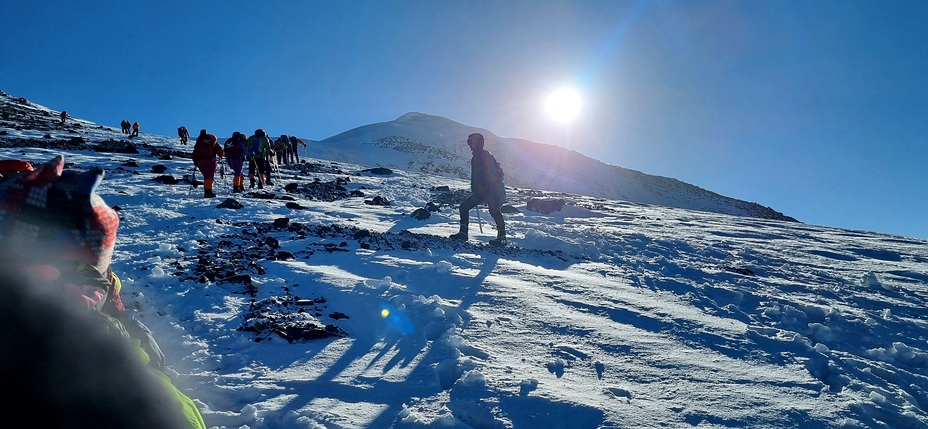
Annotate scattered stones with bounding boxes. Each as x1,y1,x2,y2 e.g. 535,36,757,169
363,167,393,175
527,198,567,214
365,196,391,206
410,208,431,220
217,198,244,209
152,175,179,184
238,296,348,343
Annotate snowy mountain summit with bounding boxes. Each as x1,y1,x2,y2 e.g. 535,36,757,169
2,89,928,429
312,112,796,221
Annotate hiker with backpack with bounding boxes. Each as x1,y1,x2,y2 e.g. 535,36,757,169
60,110,69,124
450,133,507,246
0,155,206,428
289,136,307,164
224,131,248,193
178,126,190,145
246,129,274,188
121,119,130,134
131,121,140,137
192,131,224,198
274,135,289,166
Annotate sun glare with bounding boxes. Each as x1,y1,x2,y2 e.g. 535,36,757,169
545,87,582,123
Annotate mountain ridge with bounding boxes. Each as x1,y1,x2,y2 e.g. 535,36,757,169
313,111,797,222
0,89,795,222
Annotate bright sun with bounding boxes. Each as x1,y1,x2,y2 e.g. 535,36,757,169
545,87,583,123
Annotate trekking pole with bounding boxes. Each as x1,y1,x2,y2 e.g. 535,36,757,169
189,165,199,195
476,206,484,233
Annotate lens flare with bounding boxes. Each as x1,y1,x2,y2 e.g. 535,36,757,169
545,87,582,123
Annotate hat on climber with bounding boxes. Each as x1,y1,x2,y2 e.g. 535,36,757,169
0,155,119,273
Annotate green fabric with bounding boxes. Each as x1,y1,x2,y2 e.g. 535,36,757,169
150,369,207,429
102,312,207,428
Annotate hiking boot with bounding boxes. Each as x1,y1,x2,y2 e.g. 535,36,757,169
257,183,263,189
204,190,216,198
265,180,274,186
449,232,468,241
488,237,507,247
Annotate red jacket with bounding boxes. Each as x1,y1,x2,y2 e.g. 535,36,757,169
192,134,224,161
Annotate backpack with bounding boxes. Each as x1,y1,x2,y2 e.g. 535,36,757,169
483,152,504,182
224,139,244,159
493,157,504,181
192,139,214,160
248,135,271,158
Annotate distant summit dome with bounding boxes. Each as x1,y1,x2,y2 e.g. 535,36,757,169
396,112,433,122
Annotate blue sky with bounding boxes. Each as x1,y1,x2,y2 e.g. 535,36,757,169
2,1,926,239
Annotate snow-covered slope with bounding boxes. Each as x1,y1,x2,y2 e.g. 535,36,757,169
312,112,796,221
3,90,927,429
0,90,791,221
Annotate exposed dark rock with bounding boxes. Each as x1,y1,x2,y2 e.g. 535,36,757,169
365,196,391,206
363,167,393,175
238,296,348,343
152,175,179,185
264,236,280,249
410,208,431,220
94,140,138,154
527,198,567,214
217,198,244,209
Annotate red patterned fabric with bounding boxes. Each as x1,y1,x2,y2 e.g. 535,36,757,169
0,155,119,273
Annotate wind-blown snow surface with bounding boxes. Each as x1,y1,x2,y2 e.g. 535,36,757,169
3,111,928,428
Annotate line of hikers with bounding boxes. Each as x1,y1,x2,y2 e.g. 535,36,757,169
189,130,507,245
190,128,307,198
120,119,140,137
